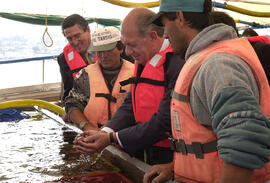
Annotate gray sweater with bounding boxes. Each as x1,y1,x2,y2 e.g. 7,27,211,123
188,23,270,169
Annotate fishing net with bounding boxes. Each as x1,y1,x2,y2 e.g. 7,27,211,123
0,108,29,122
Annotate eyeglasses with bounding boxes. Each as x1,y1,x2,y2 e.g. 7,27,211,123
66,32,83,43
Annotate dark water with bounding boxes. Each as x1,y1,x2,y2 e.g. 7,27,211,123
0,109,127,183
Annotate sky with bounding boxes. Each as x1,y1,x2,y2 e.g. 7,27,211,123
0,0,158,36
0,0,158,19
0,0,269,21
0,0,157,45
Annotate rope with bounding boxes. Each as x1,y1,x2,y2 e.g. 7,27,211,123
42,14,53,47
214,2,270,17
235,19,270,28
224,0,270,6
101,0,270,17
225,2,270,17
102,0,160,8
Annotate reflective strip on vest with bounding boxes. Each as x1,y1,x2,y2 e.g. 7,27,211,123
63,44,87,80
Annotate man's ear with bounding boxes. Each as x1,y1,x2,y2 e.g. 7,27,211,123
86,25,90,33
176,10,185,26
120,48,123,54
149,30,158,41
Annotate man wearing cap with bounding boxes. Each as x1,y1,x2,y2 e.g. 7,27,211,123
144,0,270,183
64,26,134,131
74,8,185,165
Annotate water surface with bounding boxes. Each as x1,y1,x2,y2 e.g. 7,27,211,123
0,109,119,182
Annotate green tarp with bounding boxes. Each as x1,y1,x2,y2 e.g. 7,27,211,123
0,12,121,26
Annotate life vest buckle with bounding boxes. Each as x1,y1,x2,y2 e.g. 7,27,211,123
178,139,187,155
119,86,126,93
192,142,204,159
169,138,218,159
168,137,176,151
169,138,187,155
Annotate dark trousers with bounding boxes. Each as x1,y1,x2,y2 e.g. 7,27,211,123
134,146,173,165
145,146,173,165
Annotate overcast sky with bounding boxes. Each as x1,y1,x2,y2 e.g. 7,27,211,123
0,0,268,19
0,0,158,19
0,0,269,34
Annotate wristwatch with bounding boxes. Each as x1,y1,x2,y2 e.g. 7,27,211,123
78,121,87,130
109,132,118,145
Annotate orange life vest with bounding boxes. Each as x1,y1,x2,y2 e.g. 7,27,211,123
84,60,134,128
63,44,88,80
171,38,270,183
120,46,173,148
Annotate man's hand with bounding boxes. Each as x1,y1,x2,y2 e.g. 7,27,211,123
73,130,111,154
62,113,71,122
143,162,173,183
83,123,98,131
219,162,252,183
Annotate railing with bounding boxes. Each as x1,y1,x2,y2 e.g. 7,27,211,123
0,55,62,102
0,55,58,84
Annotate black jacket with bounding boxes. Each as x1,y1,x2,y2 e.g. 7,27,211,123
105,52,185,155
251,41,270,85
57,52,89,102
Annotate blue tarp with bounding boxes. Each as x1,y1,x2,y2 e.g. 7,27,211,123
0,108,29,122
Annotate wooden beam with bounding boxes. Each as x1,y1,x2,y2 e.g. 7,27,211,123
0,82,62,103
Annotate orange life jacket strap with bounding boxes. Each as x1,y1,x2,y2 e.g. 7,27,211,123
169,137,217,159
120,76,165,94
95,93,117,120
95,93,117,103
120,77,165,86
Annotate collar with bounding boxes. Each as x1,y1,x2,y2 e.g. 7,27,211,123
159,39,170,52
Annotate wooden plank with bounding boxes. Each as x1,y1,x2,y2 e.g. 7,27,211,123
0,82,62,102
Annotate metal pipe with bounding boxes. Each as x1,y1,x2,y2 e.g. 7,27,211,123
0,55,57,64
42,59,45,84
